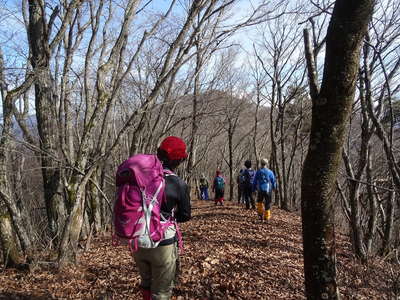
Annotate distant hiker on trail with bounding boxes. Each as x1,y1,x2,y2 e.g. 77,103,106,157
199,175,209,200
113,136,191,300
212,170,225,206
236,169,245,204
242,160,256,209
253,158,276,222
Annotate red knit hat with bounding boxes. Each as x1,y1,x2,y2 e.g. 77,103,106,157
159,136,188,160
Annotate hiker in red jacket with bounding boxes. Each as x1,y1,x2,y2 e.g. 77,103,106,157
212,170,225,206
134,136,191,300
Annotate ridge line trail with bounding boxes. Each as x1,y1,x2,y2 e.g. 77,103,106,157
176,200,305,299
0,200,387,299
0,200,307,300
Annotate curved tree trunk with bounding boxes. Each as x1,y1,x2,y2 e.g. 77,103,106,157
0,212,23,268
58,174,89,265
301,0,374,298
0,47,34,267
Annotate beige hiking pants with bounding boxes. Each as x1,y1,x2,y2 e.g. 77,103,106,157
133,243,178,300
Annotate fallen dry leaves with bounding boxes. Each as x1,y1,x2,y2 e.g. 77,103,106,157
0,200,395,299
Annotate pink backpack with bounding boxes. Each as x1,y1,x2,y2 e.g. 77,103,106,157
113,154,177,251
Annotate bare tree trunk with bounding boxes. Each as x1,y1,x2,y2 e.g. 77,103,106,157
0,71,24,268
58,177,86,265
58,0,142,265
342,149,367,259
28,0,69,239
361,29,400,255
365,148,377,255
186,41,202,191
381,189,395,255
228,123,234,201
0,212,23,268
0,47,34,267
99,166,109,232
253,85,261,165
277,83,289,210
87,170,102,234
269,83,280,207
301,1,374,298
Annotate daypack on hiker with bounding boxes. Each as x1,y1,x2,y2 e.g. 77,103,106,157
244,169,255,188
238,172,246,186
113,154,177,251
257,171,270,193
200,178,208,188
215,176,225,190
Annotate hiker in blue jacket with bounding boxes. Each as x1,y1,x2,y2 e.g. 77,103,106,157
253,158,276,221
242,160,256,209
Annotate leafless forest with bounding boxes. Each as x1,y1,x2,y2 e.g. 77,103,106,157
0,0,399,299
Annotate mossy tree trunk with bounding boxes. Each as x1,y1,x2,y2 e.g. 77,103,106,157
0,212,23,268
0,46,35,267
58,173,89,265
301,0,374,299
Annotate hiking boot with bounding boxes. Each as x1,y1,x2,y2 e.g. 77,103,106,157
256,202,264,216
264,209,271,221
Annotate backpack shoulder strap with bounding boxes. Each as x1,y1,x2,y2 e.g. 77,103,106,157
164,169,176,177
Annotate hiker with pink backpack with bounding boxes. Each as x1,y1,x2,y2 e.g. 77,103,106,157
113,136,191,300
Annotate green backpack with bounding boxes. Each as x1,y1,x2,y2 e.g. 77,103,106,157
215,176,224,190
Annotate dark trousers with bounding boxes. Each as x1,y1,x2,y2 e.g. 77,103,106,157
243,187,255,209
257,190,272,210
214,188,224,205
237,186,242,203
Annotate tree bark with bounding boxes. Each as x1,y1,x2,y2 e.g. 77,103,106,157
342,149,367,259
301,0,374,299
365,148,377,255
0,47,34,267
381,189,395,255
87,169,103,234
28,0,66,238
277,82,289,210
0,212,23,268
58,177,87,265
186,40,202,191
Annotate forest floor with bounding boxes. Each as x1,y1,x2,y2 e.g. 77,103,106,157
0,200,397,299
